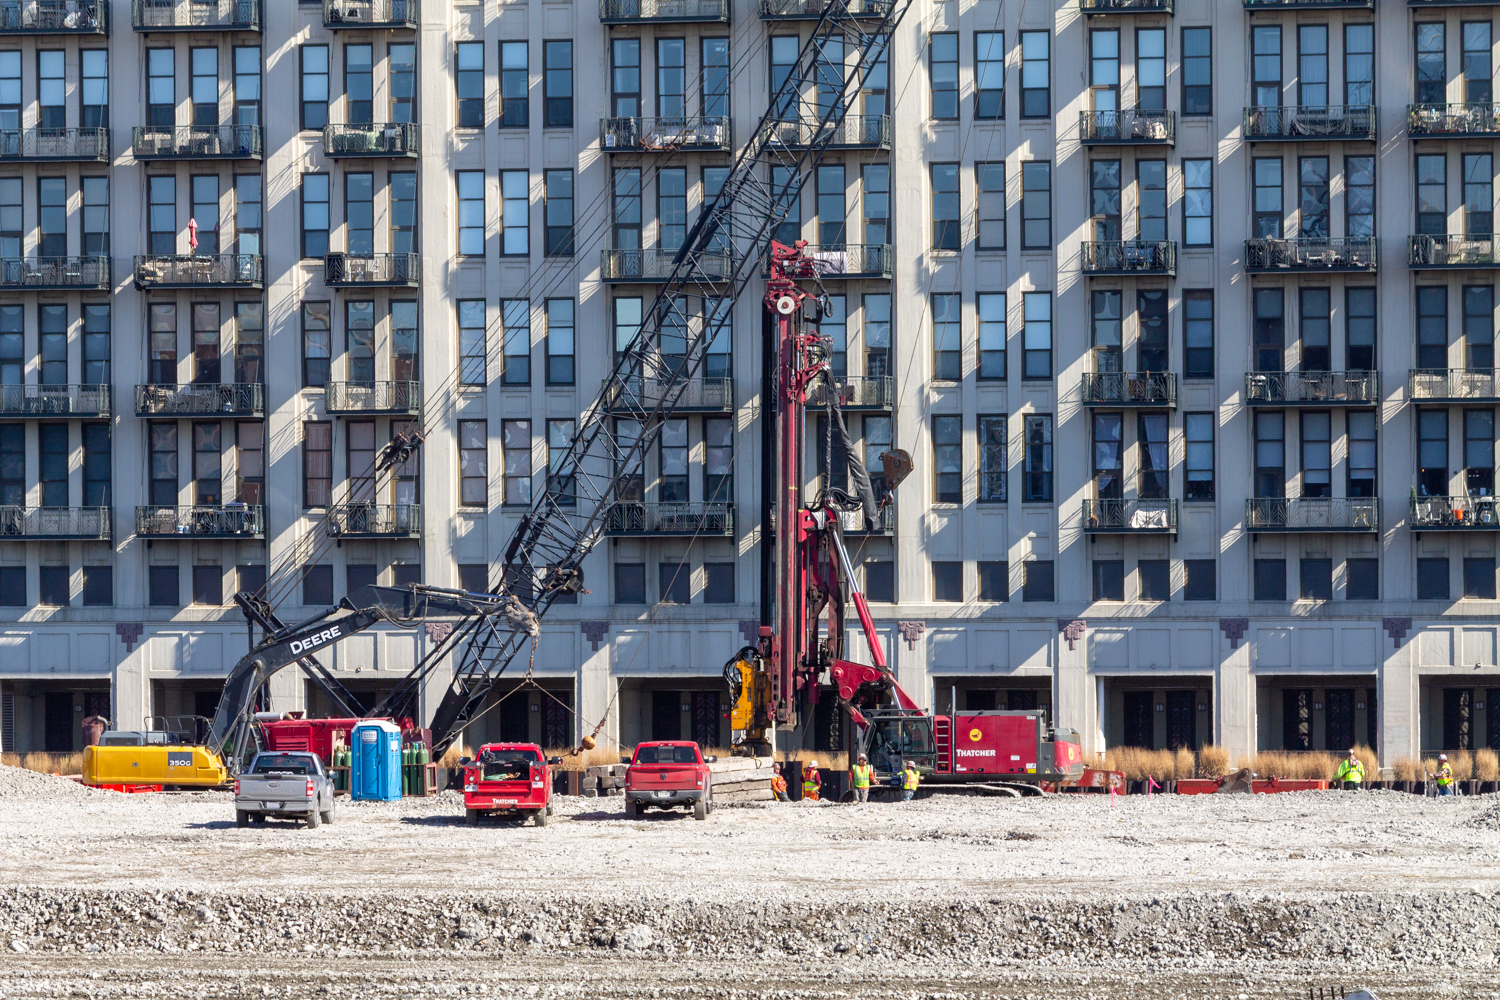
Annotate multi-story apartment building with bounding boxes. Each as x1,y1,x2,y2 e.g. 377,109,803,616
2,0,1498,766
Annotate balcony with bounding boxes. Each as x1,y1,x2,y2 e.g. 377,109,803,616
1408,0,1498,5
839,504,894,534
1083,498,1178,534
132,0,260,31
0,2,107,33
1245,497,1378,532
1245,371,1379,406
323,0,418,28
1244,0,1372,8
763,243,892,280
324,252,419,288
325,381,422,415
1409,369,1500,401
601,116,731,154
1408,103,1500,138
1409,235,1500,269
134,383,264,417
809,374,894,411
135,504,264,539
322,123,419,159
1244,237,1377,273
0,506,110,541
598,0,728,23
0,255,110,290
1411,495,1500,531
1080,372,1177,407
601,248,735,283
0,384,110,417
1081,0,1173,10
0,127,108,162
1080,240,1176,276
603,376,733,413
759,0,892,18
134,254,262,289
604,501,735,536
760,115,891,150
326,503,421,538
132,124,261,160
1079,110,1175,145
1242,105,1376,142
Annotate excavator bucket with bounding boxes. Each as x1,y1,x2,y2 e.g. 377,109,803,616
880,449,914,493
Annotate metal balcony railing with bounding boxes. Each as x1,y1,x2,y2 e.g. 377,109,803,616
1409,235,1500,268
134,254,263,288
604,501,735,536
135,383,264,416
1083,498,1178,533
0,127,108,161
0,255,110,290
325,381,422,414
1080,240,1177,275
598,0,729,21
838,504,894,534
135,504,264,538
1244,0,1372,9
324,252,419,287
1242,105,1376,141
759,0,892,17
1244,371,1379,405
1409,369,1500,400
809,375,895,411
601,116,731,153
1079,110,1175,144
0,506,110,540
1081,372,1177,407
1408,103,1500,137
326,503,422,537
1244,237,1377,272
0,383,110,417
603,376,733,413
323,0,418,28
762,243,892,280
133,125,261,159
601,248,735,282
0,1,107,33
760,115,892,149
322,122,419,157
1411,495,1500,530
132,0,260,30
1080,0,1174,10
1246,497,1378,532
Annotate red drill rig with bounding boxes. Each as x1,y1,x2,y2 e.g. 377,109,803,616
725,241,1086,795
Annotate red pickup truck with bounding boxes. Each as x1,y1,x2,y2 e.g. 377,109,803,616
623,741,717,820
461,743,558,827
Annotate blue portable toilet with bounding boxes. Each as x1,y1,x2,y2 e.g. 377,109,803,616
350,720,403,801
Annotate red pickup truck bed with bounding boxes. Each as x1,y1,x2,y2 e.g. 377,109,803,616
624,741,715,820
463,743,553,827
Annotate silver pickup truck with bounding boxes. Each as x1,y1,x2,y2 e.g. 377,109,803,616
234,751,335,829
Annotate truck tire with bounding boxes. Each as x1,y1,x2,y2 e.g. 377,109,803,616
235,810,248,829
533,807,549,827
320,804,335,825
465,809,479,827
546,800,554,816
624,799,639,819
306,808,321,830
694,797,708,821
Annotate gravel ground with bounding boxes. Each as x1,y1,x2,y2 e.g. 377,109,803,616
3,766,1498,998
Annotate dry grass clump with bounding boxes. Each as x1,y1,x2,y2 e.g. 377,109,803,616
1104,745,1233,780
0,752,83,775
1392,757,1420,782
1243,751,1338,780
780,749,849,771
436,745,470,770
1476,749,1500,782
1197,744,1231,778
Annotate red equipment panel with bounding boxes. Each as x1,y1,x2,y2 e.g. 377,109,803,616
949,713,1038,775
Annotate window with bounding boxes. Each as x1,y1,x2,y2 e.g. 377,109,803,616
1300,287,1331,371
1182,411,1214,501
192,565,222,606
975,32,1003,119
657,38,685,118
609,562,645,605
0,567,21,606
931,163,959,250
705,415,732,502
458,419,488,507
930,33,957,120
770,165,799,246
0,307,16,387
1022,561,1054,602
344,300,373,385
81,48,107,128
147,48,173,127
344,173,372,253
1023,414,1052,502
236,421,263,505
1465,286,1493,369
1137,560,1169,602
1347,287,1376,369
1181,27,1211,115
1091,28,1120,114
390,43,415,122
826,294,847,376
1301,558,1332,601
189,175,219,255
38,424,64,505
547,418,576,505
973,162,1005,250
1255,411,1286,499
346,419,374,505
1138,289,1167,372
932,294,960,380
1419,558,1450,600
815,165,845,245
500,170,530,255
1020,31,1049,118
149,303,176,385
1254,559,1286,601
500,41,528,128
82,175,108,256
81,566,111,607
978,561,1007,602
1298,26,1327,108
932,415,961,503
500,299,529,385
148,176,175,255
1466,154,1493,236
1253,158,1282,238
501,419,530,505
1346,558,1378,601
813,35,843,117
233,45,259,126
932,562,962,602
977,292,1005,380
38,305,64,385
1467,557,1497,599
148,422,178,505
863,293,891,377
302,565,333,607
659,167,687,250
1417,154,1446,235
192,302,221,384
1346,156,1374,237
1348,410,1377,498
1181,158,1211,246
301,45,328,130
1093,560,1124,602
613,167,641,249
1184,559,1215,601
863,415,891,499
1345,24,1373,106
1022,292,1051,380
33,177,64,257
769,35,797,115
302,301,330,387
1177,290,1213,380
457,171,484,256
1418,286,1448,369
235,174,261,256
1417,23,1446,106
702,37,729,118
1419,409,1449,496
1467,409,1495,496
1252,26,1280,108
613,38,641,117
149,566,179,608
855,165,889,249
1136,28,1166,110
544,170,573,256
544,298,574,385
659,418,688,501
1254,288,1284,372
978,414,1006,502
302,421,331,506
1465,22,1492,104
456,42,484,127
343,44,371,125
83,422,109,506
301,174,329,258
1021,162,1051,249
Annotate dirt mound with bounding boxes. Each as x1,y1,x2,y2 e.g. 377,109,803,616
0,764,93,800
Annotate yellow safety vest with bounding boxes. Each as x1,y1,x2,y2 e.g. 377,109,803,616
1335,759,1364,783
1437,764,1454,786
902,768,920,791
802,771,820,793
851,764,874,789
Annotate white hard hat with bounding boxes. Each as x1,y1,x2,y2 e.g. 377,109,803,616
808,760,818,767
1439,753,1448,761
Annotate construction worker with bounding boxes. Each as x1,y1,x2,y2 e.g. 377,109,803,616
1334,749,1365,788
900,760,921,802
802,760,822,802
850,753,874,803
770,764,789,803
1435,753,1455,796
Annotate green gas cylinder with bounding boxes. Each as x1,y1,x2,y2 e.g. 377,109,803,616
401,744,412,796
417,742,429,795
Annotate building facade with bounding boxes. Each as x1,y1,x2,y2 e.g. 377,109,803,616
0,0,1496,765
